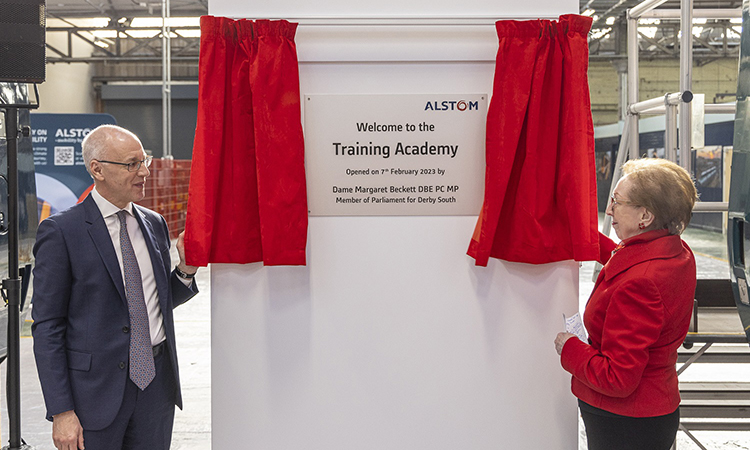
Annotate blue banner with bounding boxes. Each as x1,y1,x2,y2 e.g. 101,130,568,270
30,113,116,220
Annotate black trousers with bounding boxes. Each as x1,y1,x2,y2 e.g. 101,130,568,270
579,400,680,450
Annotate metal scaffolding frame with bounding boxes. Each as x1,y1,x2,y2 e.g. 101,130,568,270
589,10,742,60
45,24,199,63
601,0,736,243
601,4,744,447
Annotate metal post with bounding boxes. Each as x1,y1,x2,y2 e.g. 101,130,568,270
0,84,38,450
600,115,632,240
666,102,678,161
594,115,632,281
679,0,693,172
5,107,20,449
161,0,172,159
619,70,628,121
3,107,22,450
627,14,640,159
610,60,629,121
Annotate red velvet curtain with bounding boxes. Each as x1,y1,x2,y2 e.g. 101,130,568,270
468,14,599,266
185,16,308,266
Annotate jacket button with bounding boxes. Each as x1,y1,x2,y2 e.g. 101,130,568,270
122,326,129,333
119,362,126,369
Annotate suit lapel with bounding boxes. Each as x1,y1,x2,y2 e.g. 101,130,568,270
84,196,127,304
133,205,170,309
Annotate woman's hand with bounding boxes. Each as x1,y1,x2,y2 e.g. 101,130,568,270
555,332,576,356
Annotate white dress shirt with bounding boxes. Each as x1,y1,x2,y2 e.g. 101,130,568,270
91,188,166,346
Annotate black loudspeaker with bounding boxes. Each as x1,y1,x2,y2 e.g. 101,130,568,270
0,0,46,83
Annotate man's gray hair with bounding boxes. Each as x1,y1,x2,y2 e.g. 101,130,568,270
81,125,142,177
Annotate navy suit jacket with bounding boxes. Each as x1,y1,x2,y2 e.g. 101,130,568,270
31,195,198,430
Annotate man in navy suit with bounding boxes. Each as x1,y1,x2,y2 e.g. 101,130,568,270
32,125,199,450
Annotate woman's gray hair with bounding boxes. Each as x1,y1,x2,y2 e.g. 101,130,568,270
621,158,698,235
81,125,142,177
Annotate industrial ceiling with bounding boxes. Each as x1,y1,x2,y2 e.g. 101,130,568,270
42,0,743,64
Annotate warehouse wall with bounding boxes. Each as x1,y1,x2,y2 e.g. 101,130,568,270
36,32,96,114
589,57,738,126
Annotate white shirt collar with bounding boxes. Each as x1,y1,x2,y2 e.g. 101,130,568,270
90,187,134,218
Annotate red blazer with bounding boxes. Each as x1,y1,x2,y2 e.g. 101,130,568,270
561,229,696,417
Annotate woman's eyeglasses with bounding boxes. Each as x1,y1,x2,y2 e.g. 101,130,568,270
610,195,636,208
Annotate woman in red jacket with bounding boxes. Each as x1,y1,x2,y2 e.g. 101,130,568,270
555,158,698,450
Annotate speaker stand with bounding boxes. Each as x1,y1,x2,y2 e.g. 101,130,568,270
1,84,38,450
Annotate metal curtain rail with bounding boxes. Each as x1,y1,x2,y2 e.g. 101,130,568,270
229,16,563,26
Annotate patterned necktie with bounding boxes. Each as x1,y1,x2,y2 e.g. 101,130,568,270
117,210,156,390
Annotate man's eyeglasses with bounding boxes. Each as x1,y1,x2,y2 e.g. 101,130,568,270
96,156,153,172
610,194,636,208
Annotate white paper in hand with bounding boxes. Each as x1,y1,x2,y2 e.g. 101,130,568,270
564,312,587,343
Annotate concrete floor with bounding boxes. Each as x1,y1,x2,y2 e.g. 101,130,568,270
0,223,748,449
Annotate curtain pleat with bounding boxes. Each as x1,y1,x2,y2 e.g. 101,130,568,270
185,16,308,266
468,15,599,266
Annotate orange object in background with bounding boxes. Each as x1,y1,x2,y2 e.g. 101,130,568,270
137,159,192,240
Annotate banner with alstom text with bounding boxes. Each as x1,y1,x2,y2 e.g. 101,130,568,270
304,94,487,216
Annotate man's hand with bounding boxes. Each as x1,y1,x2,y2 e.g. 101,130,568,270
52,410,84,450
176,231,198,275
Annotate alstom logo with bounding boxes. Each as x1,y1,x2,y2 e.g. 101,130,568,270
424,100,479,112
